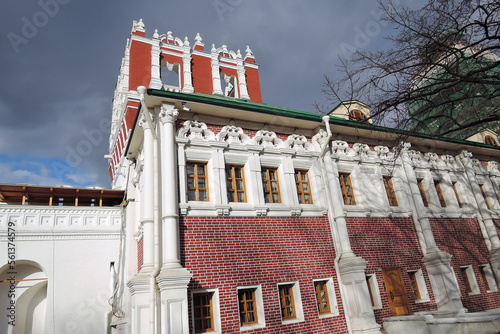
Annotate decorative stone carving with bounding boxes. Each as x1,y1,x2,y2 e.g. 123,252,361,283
353,143,372,160
159,107,179,124
286,134,312,152
217,122,250,144
408,150,424,164
252,129,283,148
441,155,456,166
374,146,394,161
331,140,350,156
488,161,499,173
312,129,329,148
177,115,215,140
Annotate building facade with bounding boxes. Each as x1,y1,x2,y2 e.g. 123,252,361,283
105,20,500,334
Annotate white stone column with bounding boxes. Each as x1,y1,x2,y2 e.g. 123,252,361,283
211,44,223,95
236,50,250,100
157,102,192,334
181,37,194,93
140,114,155,272
400,143,463,311
457,150,500,282
149,30,162,89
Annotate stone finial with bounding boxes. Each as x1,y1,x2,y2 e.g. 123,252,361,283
245,45,253,57
222,45,228,55
236,49,242,59
195,33,202,43
152,29,159,39
167,31,173,42
184,36,190,46
211,43,217,53
136,19,145,30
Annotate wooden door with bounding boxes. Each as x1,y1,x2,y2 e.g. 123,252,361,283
382,267,412,316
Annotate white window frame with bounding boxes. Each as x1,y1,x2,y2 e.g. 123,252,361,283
277,281,305,325
479,264,498,292
313,277,339,318
236,285,266,331
460,265,480,295
190,288,221,334
407,269,430,303
365,274,382,310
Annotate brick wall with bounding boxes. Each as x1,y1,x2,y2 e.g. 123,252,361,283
181,216,348,333
430,217,500,312
137,238,143,272
346,216,437,324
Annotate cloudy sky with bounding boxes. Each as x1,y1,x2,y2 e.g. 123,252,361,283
0,0,397,188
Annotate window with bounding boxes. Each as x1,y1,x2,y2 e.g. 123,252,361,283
418,179,429,207
226,165,246,203
278,284,296,320
383,177,398,206
193,292,214,333
408,271,421,300
479,265,491,291
238,288,258,326
365,274,382,309
480,185,491,210
237,285,265,330
460,265,479,295
349,109,368,122
339,173,356,205
187,162,209,201
434,180,447,207
261,168,281,203
485,135,497,146
452,182,463,208
314,281,330,314
295,170,313,204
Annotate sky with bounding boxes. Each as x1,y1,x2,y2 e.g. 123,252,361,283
0,0,397,189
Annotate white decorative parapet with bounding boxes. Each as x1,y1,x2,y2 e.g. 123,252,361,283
0,205,122,232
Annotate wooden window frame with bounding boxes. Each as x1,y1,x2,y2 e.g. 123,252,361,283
485,135,497,146
314,280,331,314
278,284,296,320
339,173,356,205
480,184,491,210
261,167,281,203
460,266,473,294
295,170,313,204
434,180,447,207
349,109,368,122
193,292,214,333
452,182,463,208
187,162,209,202
226,165,247,203
366,276,376,307
479,265,491,291
418,179,429,207
238,288,258,326
383,177,398,206
408,271,421,300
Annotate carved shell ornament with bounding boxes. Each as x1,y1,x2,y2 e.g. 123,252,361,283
253,129,283,148
177,116,215,140
286,134,312,151
217,124,250,144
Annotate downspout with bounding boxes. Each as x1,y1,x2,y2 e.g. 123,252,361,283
138,86,160,334
319,115,352,334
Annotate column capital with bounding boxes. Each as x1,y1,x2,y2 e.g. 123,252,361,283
139,113,151,130
159,106,179,124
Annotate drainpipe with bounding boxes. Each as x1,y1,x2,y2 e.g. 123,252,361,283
319,115,352,334
138,86,161,334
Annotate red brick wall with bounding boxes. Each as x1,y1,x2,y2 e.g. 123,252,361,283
137,238,143,272
346,217,437,324
181,216,348,333
430,217,500,312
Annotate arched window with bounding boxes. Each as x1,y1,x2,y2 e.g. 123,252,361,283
485,135,497,146
349,110,368,122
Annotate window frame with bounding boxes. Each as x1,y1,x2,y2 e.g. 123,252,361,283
383,176,398,207
277,282,304,324
479,264,497,292
192,291,215,333
460,265,479,295
452,182,463,208
226,165,247,203
349,109,368,122
480,184,492,210
187,162,209,202
365,274,382,309
418,179,429,207
313,277,338,317
237,285,265,331
339,173,356,205
261,167,281,204
485,135,497,146
295,170,313,204
434,180,447,207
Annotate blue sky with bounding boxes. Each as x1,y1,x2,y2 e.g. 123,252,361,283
0,0,397,188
